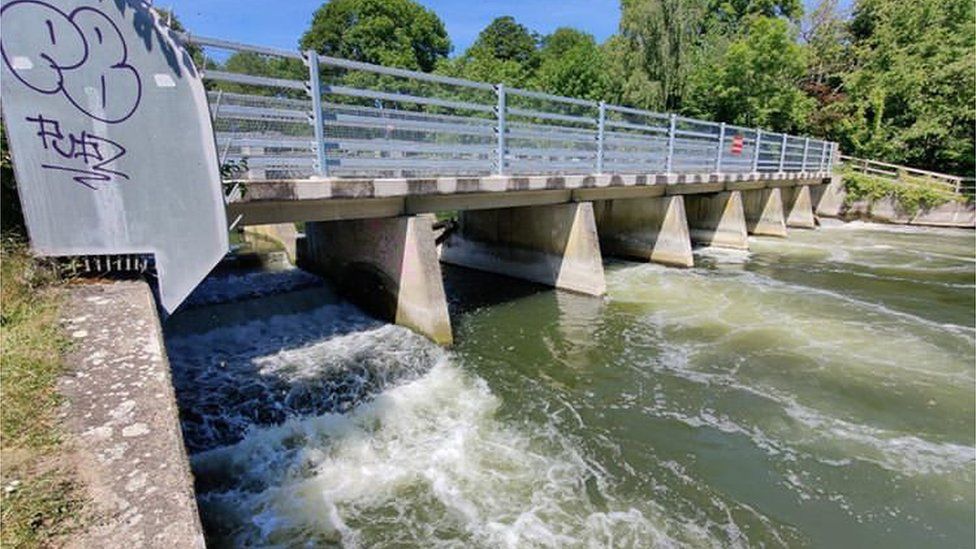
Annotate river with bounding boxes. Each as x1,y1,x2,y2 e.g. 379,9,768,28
163,220,975,548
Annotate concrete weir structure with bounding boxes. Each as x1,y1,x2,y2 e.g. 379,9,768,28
441,203,606,296
299,216,453,345
248,172,828,343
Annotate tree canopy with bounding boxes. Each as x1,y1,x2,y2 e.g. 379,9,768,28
299,0,451,71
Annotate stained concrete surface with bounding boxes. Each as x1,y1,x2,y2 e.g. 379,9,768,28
58,281,204,548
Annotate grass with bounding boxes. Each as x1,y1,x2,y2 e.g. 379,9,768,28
0,236,83,548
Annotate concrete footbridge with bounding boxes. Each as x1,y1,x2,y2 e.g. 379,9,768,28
1,1,841,345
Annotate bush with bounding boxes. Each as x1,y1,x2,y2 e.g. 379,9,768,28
842,169,957,214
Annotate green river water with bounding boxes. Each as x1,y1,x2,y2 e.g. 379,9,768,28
164,220,975,548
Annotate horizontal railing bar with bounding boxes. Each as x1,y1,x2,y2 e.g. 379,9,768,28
325,114,496,136
604,120,669,135
323,85,494,113
506,107,596,125
604,104,670,120
208,91,311,109
215,106,308,123
325,102,495,126
327,157,489,169
204,70,306,91
184,33,304,59
317,55,495,91
330,139,493,155
506,86,598,107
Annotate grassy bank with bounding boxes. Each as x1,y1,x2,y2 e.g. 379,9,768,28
0,238,83,547
842,169,960,214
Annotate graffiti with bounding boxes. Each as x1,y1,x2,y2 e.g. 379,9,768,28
1,0,142,124
26,114,129,189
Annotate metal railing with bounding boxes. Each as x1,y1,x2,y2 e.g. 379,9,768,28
187,34,837,181
839,155,973,196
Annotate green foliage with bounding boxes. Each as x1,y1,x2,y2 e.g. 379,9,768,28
842,169,956,214
444,16,539,87
684,16,814,132
469,16,539,66
837,0,975,177
533,29,609,101
299,0,450,71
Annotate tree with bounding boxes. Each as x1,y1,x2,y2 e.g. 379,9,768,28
300,0,450,71
839,0,975,176
533,29,608,100
468,16,539,66
617,0,707,111
446,16,540,87
803,0,851,141
684,16,814,132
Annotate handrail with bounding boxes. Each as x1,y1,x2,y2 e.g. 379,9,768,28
185,33,838,181
839,154,969,195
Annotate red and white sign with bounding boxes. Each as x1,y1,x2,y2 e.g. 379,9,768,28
730,135,745,155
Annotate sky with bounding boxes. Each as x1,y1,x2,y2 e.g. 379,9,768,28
163,0,620,55
163,0,848,55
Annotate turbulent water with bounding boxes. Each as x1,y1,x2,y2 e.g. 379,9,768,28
163,221,975,548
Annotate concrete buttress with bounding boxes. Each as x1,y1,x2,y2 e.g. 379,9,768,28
440,202,607,296
592,196,694,267
299,216,453,345
741,188,788,237
684,191,749,250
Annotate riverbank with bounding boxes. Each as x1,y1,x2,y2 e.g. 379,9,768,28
1,240,205,547
0,240,82,547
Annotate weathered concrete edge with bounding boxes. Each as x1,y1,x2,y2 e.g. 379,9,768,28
234,171,833,202
58,281,205,549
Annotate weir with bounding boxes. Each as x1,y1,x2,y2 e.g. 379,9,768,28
0,3,839,344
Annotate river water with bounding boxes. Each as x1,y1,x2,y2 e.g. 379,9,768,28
163,221,975,548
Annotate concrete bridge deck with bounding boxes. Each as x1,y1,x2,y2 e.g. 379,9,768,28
229,171,831,225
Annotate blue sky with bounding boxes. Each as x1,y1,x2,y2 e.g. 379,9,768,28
165,0,845,55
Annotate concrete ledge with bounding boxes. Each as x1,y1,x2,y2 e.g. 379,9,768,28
441,202,606,296
742,188,787,237
593,195,693,267
685,191,749,249
59,282,205,548
299,216,453,345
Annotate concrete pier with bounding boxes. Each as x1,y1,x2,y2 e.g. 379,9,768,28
299,216,453,345
782,185,817,229
741,188,788,237
441,202,606,296
684,191,749,250
593,196,694,267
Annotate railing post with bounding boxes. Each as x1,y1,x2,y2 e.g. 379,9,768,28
752,129,762,173
819,141,827,172
665,113,677,174
801,137,809,172
304,50,328,177
596,101,606,174
715,122,726,173
778,133,787,173
495,83,507,176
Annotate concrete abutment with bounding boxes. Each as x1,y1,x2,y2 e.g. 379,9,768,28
298,216,453,345
592,196,694,267
441,202,607,296
684,191,749,250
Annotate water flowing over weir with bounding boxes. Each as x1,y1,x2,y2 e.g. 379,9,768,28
162,223,975,548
